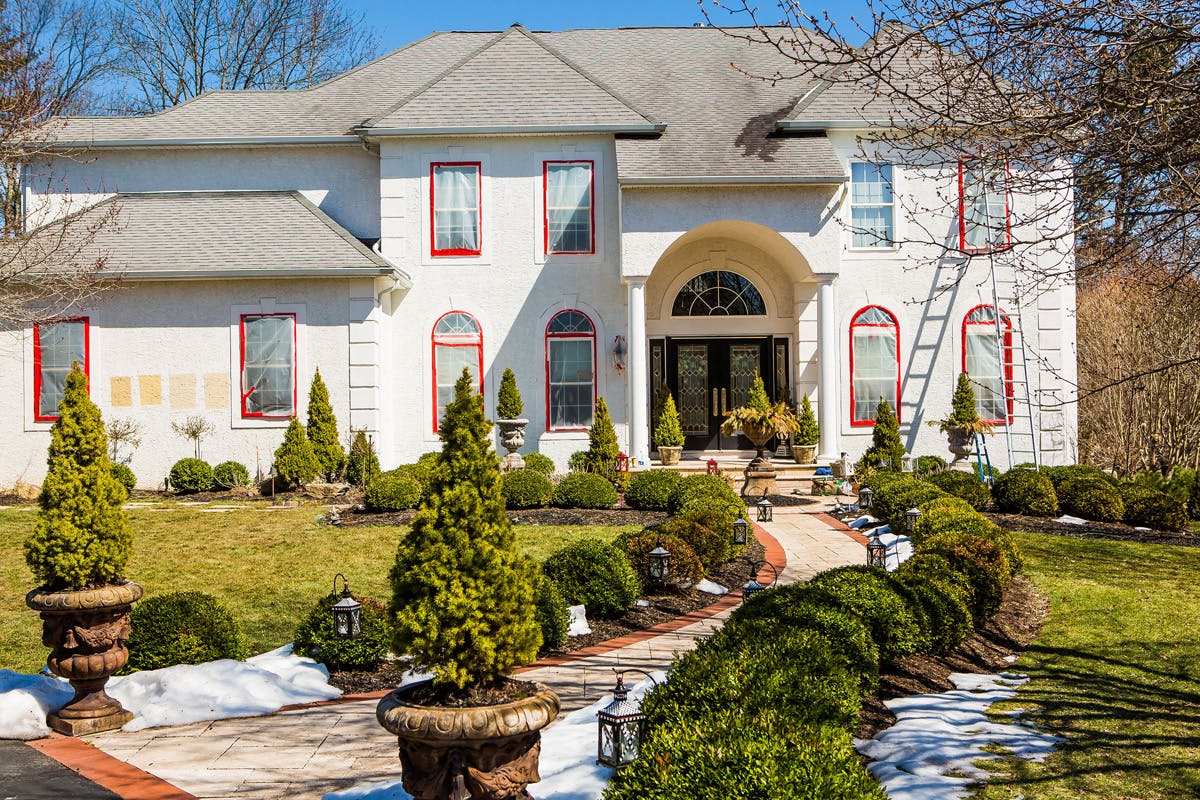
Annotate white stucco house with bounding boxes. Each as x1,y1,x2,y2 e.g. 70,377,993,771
1,25,1077,488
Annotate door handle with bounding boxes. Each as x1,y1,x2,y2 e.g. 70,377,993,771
712,387,718,415
721,388,727,415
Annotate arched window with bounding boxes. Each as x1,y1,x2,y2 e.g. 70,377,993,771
672,270,766,316
850,306,900,425
546,310,596,430
963,304,1012,424
432,311,482,432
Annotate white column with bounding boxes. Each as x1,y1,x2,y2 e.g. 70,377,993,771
625,277,651,466
817,277,840,462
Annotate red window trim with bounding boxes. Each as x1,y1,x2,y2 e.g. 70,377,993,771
543,160,596,256
33,316,90,422
545,310,597,432
430,162,483,257
239,313,298,420
962,303,1014,425
957,157,1012,254
431,310,484,433
849,305,901,427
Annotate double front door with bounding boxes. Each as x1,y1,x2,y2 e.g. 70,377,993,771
665,338,777,451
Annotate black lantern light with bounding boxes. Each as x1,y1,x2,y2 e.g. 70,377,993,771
732,518,750,546
866,532,888,568
647,538,671,582
597,670,658,768
904,507,922,535
331,573,362,640
857,486,874,510
741,559,780,603
756,496,774,523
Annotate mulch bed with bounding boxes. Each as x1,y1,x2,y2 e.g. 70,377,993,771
341,506,672,528
986,511,1199,548
856,574,1049,739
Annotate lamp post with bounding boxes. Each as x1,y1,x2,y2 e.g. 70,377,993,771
597,669,659,768
866,532,888,568
331,573,362,640
732,518,749,546
647,538,671,582
857,486,874,510
741,559,779,603
904,507,922,535
756,496,774,523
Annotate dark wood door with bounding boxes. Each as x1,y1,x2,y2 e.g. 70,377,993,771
667,338,772,451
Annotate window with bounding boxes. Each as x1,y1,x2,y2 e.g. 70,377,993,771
850,306,900,426
963,304,1013,424
849,162,894,248
959,159,1010,251
33,317,88,421
544,161,594,255
431,162,481,256
432,311,483,431
546,310,595,430
240,314,296,418
672,271,766,316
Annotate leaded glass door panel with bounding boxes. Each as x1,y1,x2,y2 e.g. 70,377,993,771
667,338,773,451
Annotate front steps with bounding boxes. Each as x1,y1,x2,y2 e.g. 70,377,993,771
647,452,825,495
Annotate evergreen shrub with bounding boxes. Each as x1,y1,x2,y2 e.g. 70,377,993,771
894,571,973,654
364,472,423,511
551,472,618,509
345,431,381,488
111,463,136,494
668,473,743,516
650,517,729,571
1119,484,1189,530
652,392,685,449
923,470,991,510
624,468,682,510
293,593,390,670
542,538,640,617
915,531,1011,621
1057,475,1125,522
273,418,320,487
532,569,570,653
871,476,948,531
914,455,949,475
212,461,250,489
860,470,909,493
496,368,524,420
620,531,703,590
809,566,930,662
992,467,1059,516
126,591,247,671
858,399,906,471
306,369,346,481
567,450,590,473
522,452,555,476
585,397,620,472
1042,464,1116,490
170,458,214,493
794,394,820,447
501,469,553,509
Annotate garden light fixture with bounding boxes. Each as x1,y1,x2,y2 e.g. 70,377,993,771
331,573,362,640
732,518,749,546
904,507,922,534
901,453,913,473
756,495,773,523
597,670,658,768
706,458,719,476
647,538,671,582
866,533,888,568
857,486,874,510
741,559,779,603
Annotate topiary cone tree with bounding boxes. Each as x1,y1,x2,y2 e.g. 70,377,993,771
949,372,981,426
940,372,991,468
273,417,320,488
345,429,381,488
24,365,142,735
587,396,620,471
306,369,346,481
859,398,907,472
496,368,524,420
653,392,686,450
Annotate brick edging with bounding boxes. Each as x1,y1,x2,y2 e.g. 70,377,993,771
26,735,197,800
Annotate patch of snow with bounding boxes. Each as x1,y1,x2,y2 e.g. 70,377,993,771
695,579,728,595
323,672,666,800
873,524,892,535
567,605,591,637
1004,655,1018,664
1133,526,1151,532
856,672,1063,800
0,670,73,740
849,515,881,529
1054,515,1088,525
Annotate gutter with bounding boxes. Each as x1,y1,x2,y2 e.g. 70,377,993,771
358,123,666,137
620,174,847,186
47,135,362,150
110,267,402,280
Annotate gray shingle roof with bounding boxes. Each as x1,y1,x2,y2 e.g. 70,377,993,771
49,191,398,279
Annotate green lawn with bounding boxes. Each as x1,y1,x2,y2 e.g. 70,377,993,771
0,502,633,674
977,532,1200,800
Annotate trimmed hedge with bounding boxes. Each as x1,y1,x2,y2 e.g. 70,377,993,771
169,458,214,493
915,530,1012,622
619,531,703,591
649,517,730,571
542,538,640,617
212,461,250,489
293,593,390,670
923,470,991,510
111,463,136,494
551,472,618,509
872,475,949,531
501,469,553,509
809,566,930,662
522,452,555,476
363,472,423,511
993,468,1059,516
668,474,745,518
1042,464,1116,489
1057,475,1125,522
126,591,247,671
624,469,682,511
1119,484,1190,531
894,571,973,654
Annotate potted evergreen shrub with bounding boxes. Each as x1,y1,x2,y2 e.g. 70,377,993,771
720,375,800,469
377,368,559,798
495,368,528,472
792,394,820,464
653,391,685,466
932,374,994,469
24,366,142,735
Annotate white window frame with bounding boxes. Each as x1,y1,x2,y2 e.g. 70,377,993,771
848,162,897,251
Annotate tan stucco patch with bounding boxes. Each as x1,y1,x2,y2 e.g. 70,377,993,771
204,373,230,409
138,375,162,406
110,377,133,407
169,374,196,410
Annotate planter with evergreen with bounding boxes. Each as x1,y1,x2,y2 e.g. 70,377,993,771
24,366,142,735
720,375,801,469
792,395,820,464
306,369,346,482
931,373,994,469
376,368,560,798
653,392,686,466
495,367,528,472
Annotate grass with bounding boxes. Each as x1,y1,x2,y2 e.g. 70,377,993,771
0,501,634,674
976,531,1200,800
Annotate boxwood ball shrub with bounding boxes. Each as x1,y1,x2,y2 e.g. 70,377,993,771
668,473,744,517
623,468,682,511
170,457,214,493
500,468,553,509
111,463,136,494
915,530,1011,622
894,571,973,654
620,531,703,590
550,472,618,509
531,568,571,653
860,470,910,493
1042,463,1116,490
293,593,390,670
649,517,730,571
1057,475,1125,522
542,538,640,617
911,504,1002,546
873,476,949,531
363,472,423,511
809,566,930,662
522,452,555,476
212,460,250,489
923,470,992,511
1119,484,1189,531
914,454,949,475
993,467,1059,516
126,591,248,672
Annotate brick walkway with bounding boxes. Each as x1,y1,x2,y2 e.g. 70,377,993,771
37,500,863,800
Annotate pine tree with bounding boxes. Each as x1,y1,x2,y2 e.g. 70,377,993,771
389,367,540,691
653,392,685,448
273,418,320,487
860,399,906,471
746,374,771,412
948,372,981,426
586,396,620,470
306,369,345,481
345,430,380,488
496,368,524,420
795,395,820,447
25,367,134,591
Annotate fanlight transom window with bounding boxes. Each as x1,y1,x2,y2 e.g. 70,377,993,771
672,271,766,317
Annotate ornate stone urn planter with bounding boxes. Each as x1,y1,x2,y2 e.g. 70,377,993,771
26,580,143,735
946,424,974,469
657,445,682,466
377,679,561,800
740,420,776,470
496,419,528,472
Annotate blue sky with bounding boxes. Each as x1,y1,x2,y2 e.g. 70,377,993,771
341,0,876,52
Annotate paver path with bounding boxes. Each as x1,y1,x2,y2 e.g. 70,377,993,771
75,501,862,800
